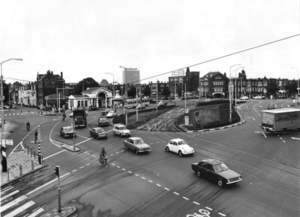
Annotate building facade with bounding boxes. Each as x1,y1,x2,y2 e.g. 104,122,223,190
122,68,140,85
199,72,229,98
18,83,37,106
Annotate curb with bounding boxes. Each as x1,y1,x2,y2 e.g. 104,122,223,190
1,164,48,188
62,144,81,152
41,206,76,217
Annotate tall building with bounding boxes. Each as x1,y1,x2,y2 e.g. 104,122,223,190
122,68,140,85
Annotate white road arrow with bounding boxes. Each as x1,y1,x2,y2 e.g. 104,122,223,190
255,131,267,138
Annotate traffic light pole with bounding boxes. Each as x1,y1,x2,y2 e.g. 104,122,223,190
55,165,62,212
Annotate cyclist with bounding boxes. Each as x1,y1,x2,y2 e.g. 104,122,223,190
26,121,30,131
99,147,107,165
34,130,38,143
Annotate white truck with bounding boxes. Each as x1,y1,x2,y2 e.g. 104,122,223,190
261,108,300,132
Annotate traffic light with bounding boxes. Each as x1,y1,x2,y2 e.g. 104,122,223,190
54,165,60,176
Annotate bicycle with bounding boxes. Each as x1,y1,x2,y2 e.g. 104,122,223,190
99,158,110,169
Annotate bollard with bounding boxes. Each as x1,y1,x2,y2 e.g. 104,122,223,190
31,160,34,170
19,164,23,176
7,168,10,181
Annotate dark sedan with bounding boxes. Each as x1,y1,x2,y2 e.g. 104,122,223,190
191,159,242,187
90,127,108,139
98,118,110,127
88,105,99,111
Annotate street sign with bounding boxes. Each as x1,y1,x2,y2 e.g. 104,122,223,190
185,115,189,125
194,111,199,117
185,108,189,114
1,139,13,145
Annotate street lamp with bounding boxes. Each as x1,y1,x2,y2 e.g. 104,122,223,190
291,67,299,98
0,58,22,172
229,64,240,123
234,67,245,107
105,72,115,97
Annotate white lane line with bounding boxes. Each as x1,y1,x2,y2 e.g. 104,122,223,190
86,163,90,166
149,180,153,183
128,171,132,174
26,173,70,196
117,166,120,168
183,197,189,200
116,152,119,154
72,169,77,172
92,154,96,157
79,166,84,169
193,201,200,205
112,163,115,166
4,201,35,217
1,195,27,212
206,207,213,211
218,212,226,216
283,140,286,143
156,184,161,187
164,187,170,191
122,168,126,171
0,190,19,203
110,154,114,156
141,177,146,180
121,150,124,152
135,174,139,177
27,207,44,217
173,192,179,195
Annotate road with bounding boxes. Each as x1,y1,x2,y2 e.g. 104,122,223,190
1,99,299,217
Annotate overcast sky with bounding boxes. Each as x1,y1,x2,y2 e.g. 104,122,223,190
1,0,299,85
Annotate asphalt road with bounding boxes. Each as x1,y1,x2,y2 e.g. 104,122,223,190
1,99,300,217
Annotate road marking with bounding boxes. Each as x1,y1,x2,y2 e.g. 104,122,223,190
72,169,77,172
1,186,13,193
0,190,19,203
255,131,267,138
79,166,84,169
141,177,146,180
116,152,119,154
4,200,35,217
27,207,45,217
135,174,139,176
122,168,126,171
292,137,300,140
149,180,153,183
183,197,189,200
164,187,170,191
86,163,90,166
173,192,179,195
193,201,200,205
110,154,114,156
1,195,27,212
218,212,226,216
206,207,212,210
112,163,115,166
156,184,161,187
117,166,120,168
128,171,132,174
26,172,70,196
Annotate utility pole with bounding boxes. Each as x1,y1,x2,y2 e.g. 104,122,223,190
156,81,158,114
136,85,138,122
54,165,62,213
198,72,201,102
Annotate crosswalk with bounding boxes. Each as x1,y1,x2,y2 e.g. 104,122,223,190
4,112,52,117
0,185,44,217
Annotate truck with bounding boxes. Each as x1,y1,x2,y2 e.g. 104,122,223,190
73,108,88,128
261,108,300,132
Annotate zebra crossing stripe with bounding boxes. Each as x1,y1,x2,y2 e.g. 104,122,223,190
0,190,19,204
1,195,27,212
4,200,35,217
27,207,44,217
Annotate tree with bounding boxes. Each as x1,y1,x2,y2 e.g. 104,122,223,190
127,86,136,98
143,85,151,97
284,80,297,95
161,86,170,99
100,79,109,87
266,80,279,96
74,77,99,94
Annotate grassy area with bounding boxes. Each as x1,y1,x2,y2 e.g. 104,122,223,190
176,103,240,130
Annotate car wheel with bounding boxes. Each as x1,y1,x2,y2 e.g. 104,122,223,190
165,147,170,152
105,135,108,139
196,171,201,177
135,149,139,154
178,151,183,157
64,135,67,138
217,179,223,187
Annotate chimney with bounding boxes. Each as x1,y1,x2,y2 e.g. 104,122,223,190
61,72,63,78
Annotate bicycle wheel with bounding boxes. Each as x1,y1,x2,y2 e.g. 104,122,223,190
105,162,110,169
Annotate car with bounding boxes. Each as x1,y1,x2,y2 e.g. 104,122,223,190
88,105,99,111
253,95,263,100
98,118,110,127
102,109,111,116
69,112,74,118
191,158,242,187
106,110,115,118
165,138,195,156
123,137,151,154
158,100,168,107
267,104,276,110
3,105,10,109
113,124,131,137
240,96,249,100
60,126,77,138
90,127,108,139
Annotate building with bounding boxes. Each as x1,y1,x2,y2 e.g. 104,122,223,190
36,70,65,108
122,68,140,85
18,82,37,106
200,72,229,98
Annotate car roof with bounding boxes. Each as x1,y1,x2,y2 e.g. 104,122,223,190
170,138,184,142
99,118,107,120
92,127,103,130
128,137,142,140
201,158,223,165
114,124,125,127
63,126,73,130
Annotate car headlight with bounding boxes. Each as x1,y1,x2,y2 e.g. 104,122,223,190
182,150,187,154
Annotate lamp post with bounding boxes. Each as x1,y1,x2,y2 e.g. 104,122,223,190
234,67,244,107
0,58,22,172
120,66,128,99
292,67,299,98
229,64,240,123
105,72,115,97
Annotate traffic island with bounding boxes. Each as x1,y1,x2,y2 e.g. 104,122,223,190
62,144,80,152
41,206,76,217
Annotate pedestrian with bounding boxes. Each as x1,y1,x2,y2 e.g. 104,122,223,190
34,131,38,143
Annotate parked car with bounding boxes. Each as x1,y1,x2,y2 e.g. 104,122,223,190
106,110,115,118
3,105,10,109
98,118,110,127
267,104,276,110
113,124,131,137
90,127,108,139
60,126,77,138
123,137,151,154
191,158,242,187
88,105,99,111
102,109,111,116
240,96,249,100
253,95,263,100
69,112,74,118
165,138,194,156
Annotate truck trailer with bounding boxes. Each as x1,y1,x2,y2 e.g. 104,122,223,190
73,109,88,128
261,108,300,132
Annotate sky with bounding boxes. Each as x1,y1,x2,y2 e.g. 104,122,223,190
1,0,299,85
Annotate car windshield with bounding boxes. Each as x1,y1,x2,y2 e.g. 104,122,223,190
100,119,106,122
213,163,228,173
96,129,104,133
178,140,187,145
64,128,73,133
134,139,144,145
119,127,126,130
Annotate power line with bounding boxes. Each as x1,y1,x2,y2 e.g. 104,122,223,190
4,77,35,83
128,33,300,85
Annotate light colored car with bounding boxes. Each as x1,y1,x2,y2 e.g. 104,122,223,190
60,126,77,138
240,96,249,100
113,124,131,137
165,138,195,156
106,110,115,118
123,137,151,154
69,112,74,118
90,127,107,139
253,95,263,100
